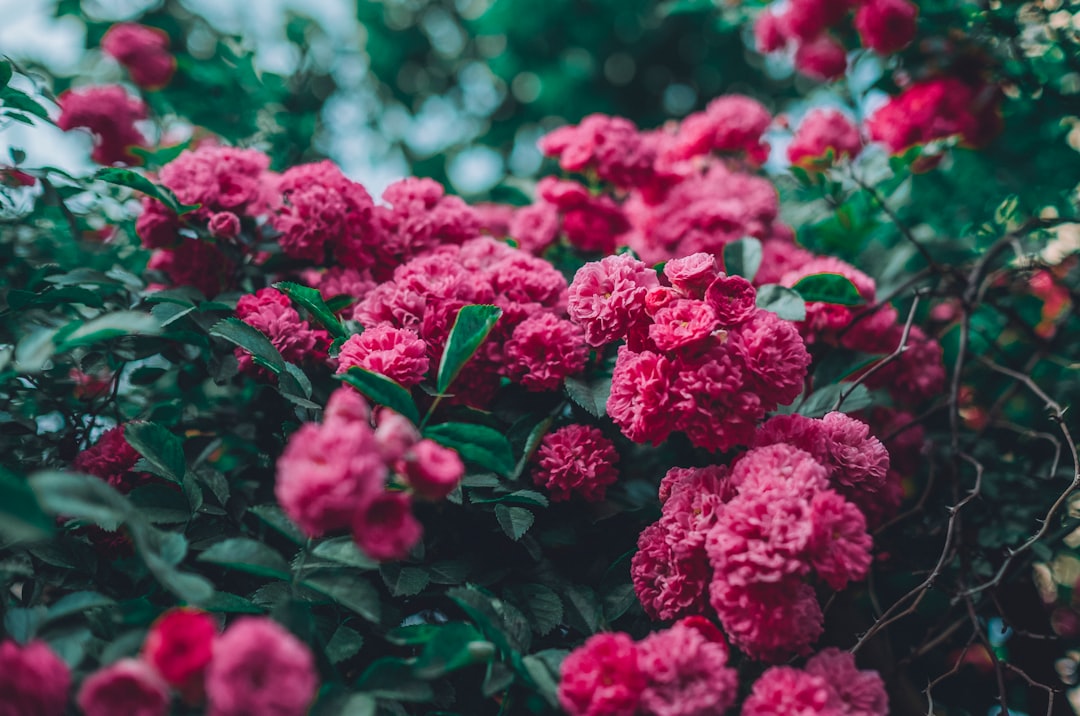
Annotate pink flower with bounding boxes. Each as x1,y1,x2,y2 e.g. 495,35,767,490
142,608,217,700
631,520,711,621
236,288,330,371
666,95,772,164
731,443,831,497
705,274,758,326
157,146,273,217
794,35,848,81
147,239,233,298
57,85,147,165
657,464,735,505
306,266,376,311
754,10,789,52
324,386,372,424
729,308,811,407
756,238,815,285
352,491,423,561
669,343,761,452
273,160,377,268
135,200,181,248
509,203,560,254
819,412,891,494
788,109,863,168
274,417,387,537
558,633,645,716
208,211,240,239
783,0,852,41
649,299,719,351
607,347,674,445
504,313,588,391
77,659,170,716
538,177,630,253
337,324,429,387
101,23,175,89
568,254,659,347
532,425,620,502
73,424,147,494
0,640,70,716
866,77,1002,154
398,439,464,501
663,253,720,298
805,648,889,716
709,578,824,661
637,619,738,716
373,409,420,462
780,257,876,339
373,177,481,275
205,618,317,716
808,490,872,589
741,665,833,716
855,0,918,54
540,114,657,188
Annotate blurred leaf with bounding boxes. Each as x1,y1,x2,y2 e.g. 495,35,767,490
380,563,430,597
437,305,502,394
303,570,381,623
43,591,115,625
755,284,808,321
356,658,434,702
327,625,365,664
424,422,515,477
29,471,132,531
798,383,872,417
792,273,865,306
57,311,162,350
413,623,492,679
723,237,763,282
334,367,420,425
198,538,292,580
0,468,54,542
312,537,379,570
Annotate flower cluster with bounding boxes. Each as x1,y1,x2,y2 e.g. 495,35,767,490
632,413,881,661
532,424,620,502
57,85,147,166
275,388,463,560
755,0,918,80
558,617,739,716
569,252,810,451
355,236,583,406
101,23,175,90
76,610,316,716
742,648,888,716
235,287,331,374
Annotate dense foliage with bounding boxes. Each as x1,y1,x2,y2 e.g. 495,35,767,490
2,1,1080,715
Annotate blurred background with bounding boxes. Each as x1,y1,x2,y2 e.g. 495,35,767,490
1,0,845,199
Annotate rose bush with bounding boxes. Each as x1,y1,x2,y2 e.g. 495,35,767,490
0,2,1078,714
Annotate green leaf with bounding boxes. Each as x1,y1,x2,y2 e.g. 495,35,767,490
209,318,285,374
129,524,214,604
494,505,534,541
436,305,502,394
123,422,186,483
0,468,54,542
755,284,807,321
326,625,365,664
95,168,200,214
311,537,378,570
128,141,192,168
413,623,492,679
198,538,292,580
57,311,162,350
356,658,434,702
723,237,763,282
521,650,567,709
423,422,514,477
564,375,612,419
0,61,12,88
303,570,382,623
512,584,563,637
29,471,132,531
249,504,306,545
200,591,264,614
273,281,347,339
448,585,531,654
43,591,115,625
334,367,419,424
1,88,49,120
380,564,430,597
792,273,866,306
561,583,600,635
797,383,872,418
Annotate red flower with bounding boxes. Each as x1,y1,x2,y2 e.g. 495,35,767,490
57,85,147,165
142,609,217,701
101,23,175,89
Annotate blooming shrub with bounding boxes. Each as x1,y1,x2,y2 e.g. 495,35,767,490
1,4,1077,716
